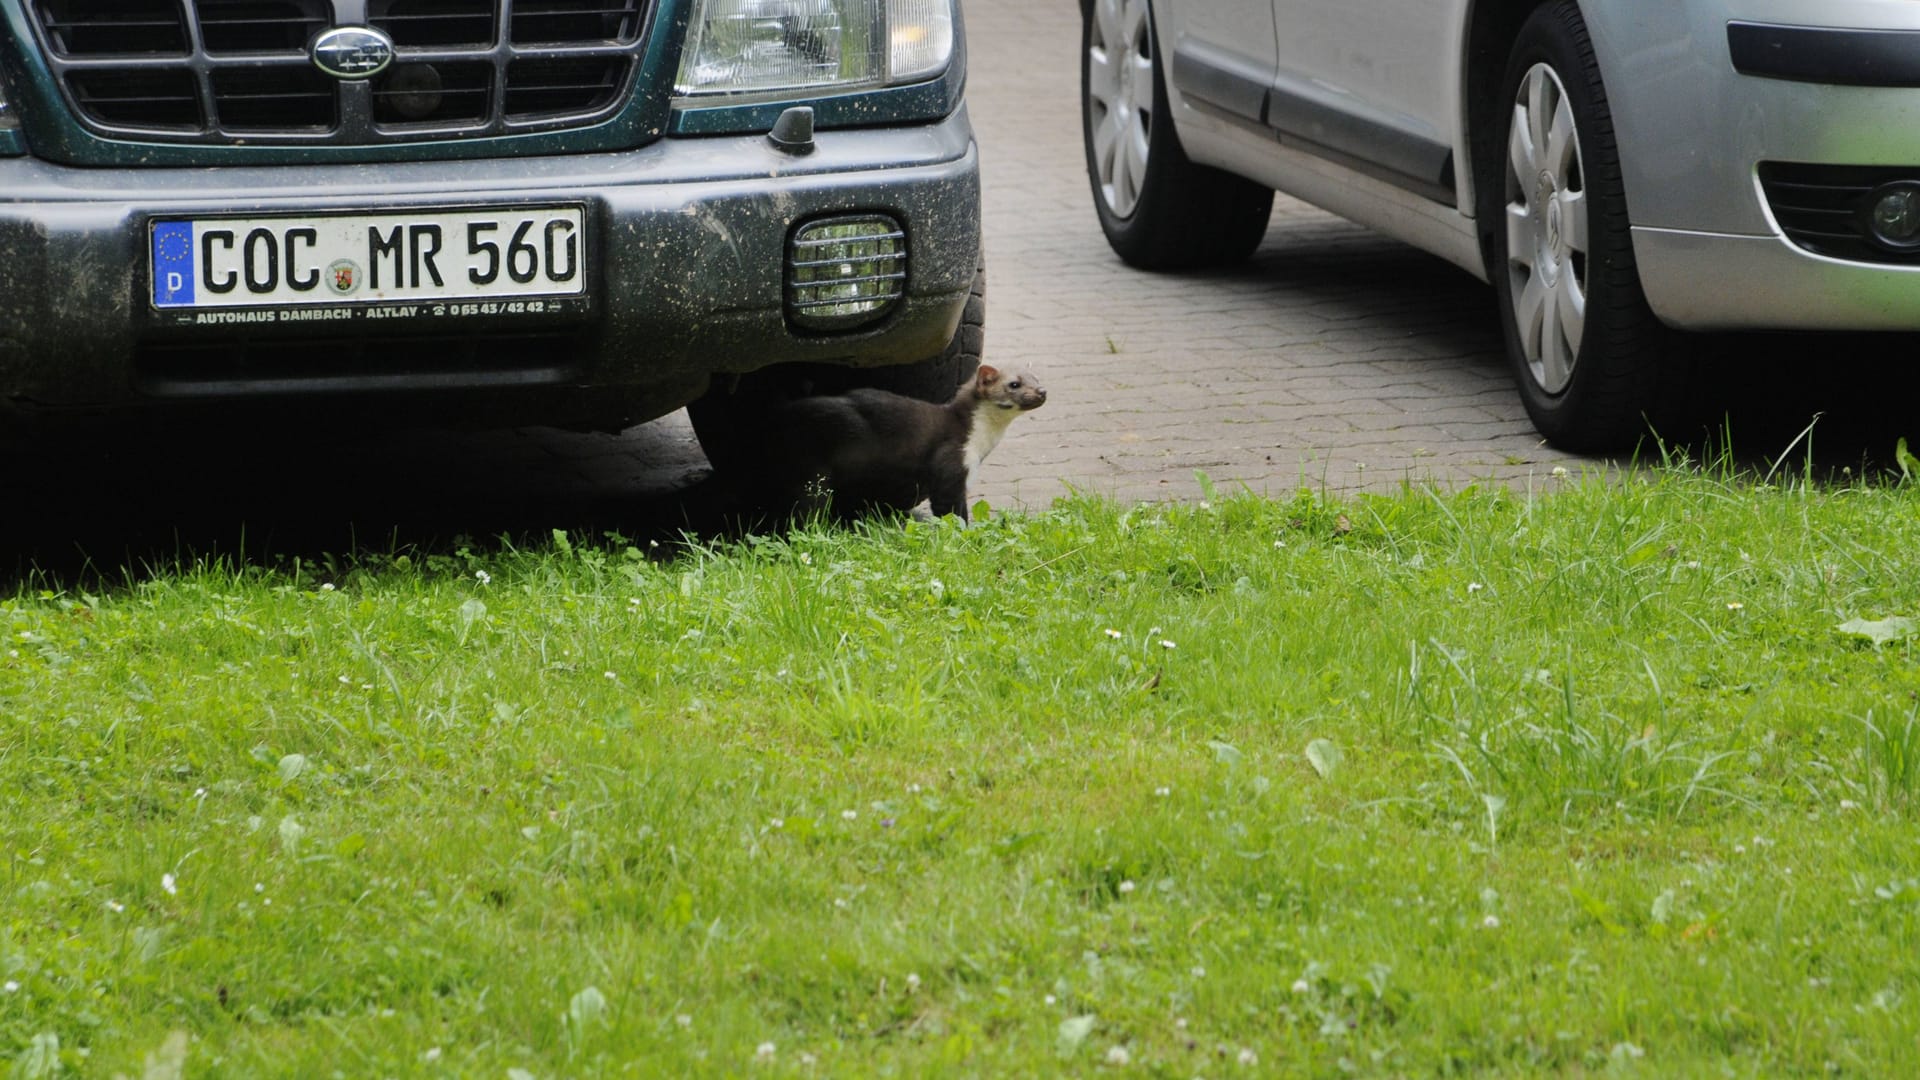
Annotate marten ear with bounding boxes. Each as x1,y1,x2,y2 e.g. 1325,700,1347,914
977,365,1000,385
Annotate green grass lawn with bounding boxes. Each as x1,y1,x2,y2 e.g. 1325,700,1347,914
6,469,1920,1077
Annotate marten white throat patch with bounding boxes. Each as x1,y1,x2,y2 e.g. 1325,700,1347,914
760,365,1046,523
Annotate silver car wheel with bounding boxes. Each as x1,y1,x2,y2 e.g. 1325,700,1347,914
1504,62,1589,396
1086,0,1154,219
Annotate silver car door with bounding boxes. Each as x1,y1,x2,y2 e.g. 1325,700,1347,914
1155,0,1281,128
1265,0,1465,202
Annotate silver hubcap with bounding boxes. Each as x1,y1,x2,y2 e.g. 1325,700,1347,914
1504,63,1588,396
1087,0,1154,218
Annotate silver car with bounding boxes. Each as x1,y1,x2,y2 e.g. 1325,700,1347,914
1080,0,1920,450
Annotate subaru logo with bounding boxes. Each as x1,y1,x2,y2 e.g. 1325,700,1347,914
310,26,395,80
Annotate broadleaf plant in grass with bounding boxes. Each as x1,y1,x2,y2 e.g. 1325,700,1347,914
4,469,1920,1075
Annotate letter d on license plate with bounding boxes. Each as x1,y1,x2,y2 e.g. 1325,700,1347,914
150,205,588,311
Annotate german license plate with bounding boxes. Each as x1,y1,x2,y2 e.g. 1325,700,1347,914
148,205,587,324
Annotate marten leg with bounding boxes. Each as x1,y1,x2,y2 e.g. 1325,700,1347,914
927,474,969,524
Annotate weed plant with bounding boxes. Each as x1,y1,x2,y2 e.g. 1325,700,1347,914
5,467,1920,1076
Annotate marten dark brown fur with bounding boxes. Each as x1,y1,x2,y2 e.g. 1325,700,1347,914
760,365,1046,522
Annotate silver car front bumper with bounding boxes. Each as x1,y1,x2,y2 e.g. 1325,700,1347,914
1592,0,1920,331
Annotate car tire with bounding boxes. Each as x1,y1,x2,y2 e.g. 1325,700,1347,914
1485,0,1693,452
1081,0,1273,269
687,262,985,478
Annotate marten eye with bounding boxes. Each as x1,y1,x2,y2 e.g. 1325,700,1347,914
1008,380,1021,389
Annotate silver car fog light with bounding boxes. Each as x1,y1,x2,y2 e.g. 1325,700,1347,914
1867,182,1920,251
787,215,907,330
674,0,954,99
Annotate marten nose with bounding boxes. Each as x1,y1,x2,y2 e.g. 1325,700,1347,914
1033,388,1048,404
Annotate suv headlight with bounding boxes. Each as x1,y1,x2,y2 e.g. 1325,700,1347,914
674,0,954,98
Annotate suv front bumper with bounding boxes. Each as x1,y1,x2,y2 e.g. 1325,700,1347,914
0,108,980,428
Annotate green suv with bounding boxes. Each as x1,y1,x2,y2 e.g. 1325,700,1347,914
0,0,981,465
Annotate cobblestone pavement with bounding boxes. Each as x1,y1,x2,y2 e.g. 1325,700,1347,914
962,0,1578,508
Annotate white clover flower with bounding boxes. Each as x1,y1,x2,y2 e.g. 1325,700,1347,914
1840,800,1860,812
161,873,178,896
1191,966,1206,979
1467,582,1483,594
1104,1045,1131,1067
841,809,858,821
1550,466,1569,478
1044,994,1057,1005
756,1041,777,1061
769,817,784,829
474,570,491,585
675,1014,692,1028
106,900,124,913
800,1052,817,1066
320,582,335,592
798,552,812,565
905,973,921,993
1238,1048,1259,1067
1291,979,1312,994
1159,639,1177,650
1118,880,1136,894
2,981,17,994
422,1047,442,1062
254,882,265,893
1105,628,1123,639
1154,786,1171,797
906,782,922,794
1482,914,1501,929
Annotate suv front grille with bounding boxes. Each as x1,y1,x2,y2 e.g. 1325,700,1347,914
201,1,330,53
28,0,652,145
37,0,188,56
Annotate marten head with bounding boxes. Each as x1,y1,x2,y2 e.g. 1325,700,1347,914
969,365,1047,413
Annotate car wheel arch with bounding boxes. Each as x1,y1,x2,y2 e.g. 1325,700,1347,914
1463,0,1560,275
1465,1,1680,279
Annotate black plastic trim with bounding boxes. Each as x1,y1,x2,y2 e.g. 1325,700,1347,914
1263,77,1453,202
1728,21,1920,88
1168,41,1266,123
1169,43,1454,204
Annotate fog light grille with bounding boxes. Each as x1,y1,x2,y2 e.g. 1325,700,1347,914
1759,161,1920,265
787,216,908,330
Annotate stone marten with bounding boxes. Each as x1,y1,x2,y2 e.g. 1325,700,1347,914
762,365,1047,523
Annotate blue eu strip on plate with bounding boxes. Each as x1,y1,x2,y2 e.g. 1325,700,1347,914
151,221,196,307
